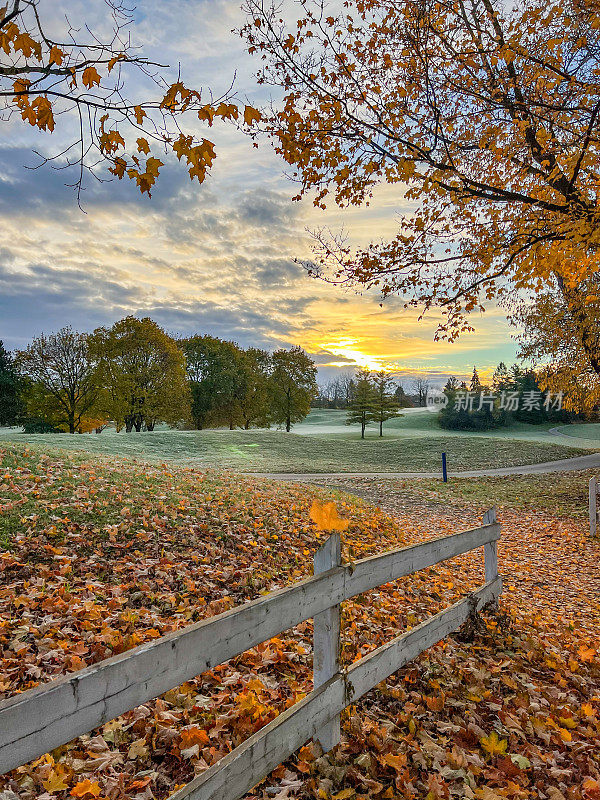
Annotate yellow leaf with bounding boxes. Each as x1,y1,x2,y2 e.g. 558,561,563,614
244,105,262,126
309,500,349,532
134,105,146,125
42,766,70,792
137,137,150,154
480,730,508,757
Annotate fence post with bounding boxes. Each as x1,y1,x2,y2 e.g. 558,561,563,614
482,507,498,593
313,532,341,752
590,477,597,538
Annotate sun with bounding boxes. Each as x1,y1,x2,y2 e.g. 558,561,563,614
320,337,390,371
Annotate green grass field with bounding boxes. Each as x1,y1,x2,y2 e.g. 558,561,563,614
0,421,591,473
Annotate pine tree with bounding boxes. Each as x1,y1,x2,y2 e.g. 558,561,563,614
470,367,482,392
492,362,510,391
346,369,375,439
371,371,401,436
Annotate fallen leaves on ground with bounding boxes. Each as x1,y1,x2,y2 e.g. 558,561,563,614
0,445,598,800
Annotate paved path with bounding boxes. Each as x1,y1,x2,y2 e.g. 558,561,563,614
254,450,600,481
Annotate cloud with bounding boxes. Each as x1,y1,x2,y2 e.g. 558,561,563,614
0,0,518,379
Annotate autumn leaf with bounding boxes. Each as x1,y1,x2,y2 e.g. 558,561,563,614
134,105,146,125
243,105,261,126
578,645,596,663
180,727,210,748
82,66,101,89
42,766,70,792
49,45,64,65
480,731,508,757
71,779,102,798
136,137,150,154
310,500,349,532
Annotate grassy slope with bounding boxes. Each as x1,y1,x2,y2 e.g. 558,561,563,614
1,443,598,800
0,427,591,473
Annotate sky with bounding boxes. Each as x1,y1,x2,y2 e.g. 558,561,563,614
0,0,519,386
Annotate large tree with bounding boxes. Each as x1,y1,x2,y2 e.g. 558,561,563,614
270,346,317,431
181,335,247,430
92,317,189,431
0,1,260,201
237,347,273,429
243,0,600,372
15,327,99,433
0,341,22,426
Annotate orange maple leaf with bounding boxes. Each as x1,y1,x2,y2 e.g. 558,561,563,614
309,500,349,532
180,726,210,749
70,779,102,798
82,66,101,89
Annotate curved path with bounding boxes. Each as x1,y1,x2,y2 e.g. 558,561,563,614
255,450,600,481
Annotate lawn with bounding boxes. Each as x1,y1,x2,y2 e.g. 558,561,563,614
0,426,591,473
0,443,598,800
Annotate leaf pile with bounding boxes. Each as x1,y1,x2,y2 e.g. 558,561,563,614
0,445,599,800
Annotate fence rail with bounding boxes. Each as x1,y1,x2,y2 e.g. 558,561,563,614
0,508,502,800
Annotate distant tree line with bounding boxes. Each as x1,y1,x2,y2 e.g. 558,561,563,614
314,374,413,410
0,318,318,434
438,363,589,431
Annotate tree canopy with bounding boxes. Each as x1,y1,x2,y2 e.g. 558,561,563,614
91,317,189,432
243,0,600,373
1,0,261,201
15,327,99,433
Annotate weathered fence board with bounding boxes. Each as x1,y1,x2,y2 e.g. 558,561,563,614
169,577,502,800
0,569,346,774
590,477,598,538
313,532,342,751
169,676,345,800
347,576,502,702
345,521,500,598
0,510,502,792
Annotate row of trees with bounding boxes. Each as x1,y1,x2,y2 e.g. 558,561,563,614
438,364,583,431
0,318,318,434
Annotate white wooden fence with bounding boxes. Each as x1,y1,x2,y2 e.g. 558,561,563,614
0,508,502,800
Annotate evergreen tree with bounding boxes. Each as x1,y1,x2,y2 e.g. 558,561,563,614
469,367,482,392
346,369,376,439
444,376,460,391
371,371,401,436
0,341,22,426
492,362,510,391
393,384,413,408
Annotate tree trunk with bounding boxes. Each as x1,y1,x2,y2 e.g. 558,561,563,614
134,418,142,432
245,421,250,430
379,419,383,437
125,418,133,433
146,422,155,431
68,414,75,434
286,416,291,432
361,416,365,439
556,273,600,375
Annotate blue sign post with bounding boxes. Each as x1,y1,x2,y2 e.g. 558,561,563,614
442,452,448,483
